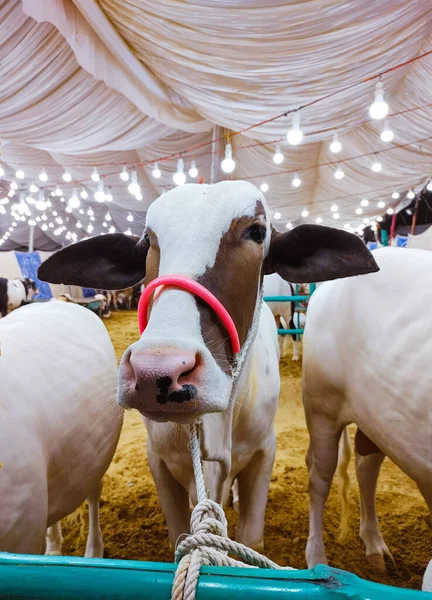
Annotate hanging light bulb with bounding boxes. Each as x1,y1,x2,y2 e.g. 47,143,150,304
369,80,389,120
387,207,394,215
329,133,342,153
152,162,162,179
41,223,48,231
94,179,105,202
29,183,39,193
221,143,235,174
334,165,344,179
260,182,269,193
91,168,100,182
0,164,4,177
363,217,370,224
371,157,382,172
344,223,351,229
87,208,94,216
331,204,338,212
39,168,48,182
377,200,386,208
41,213,47,221
360,199,369,207
69,189,80,209
273,145,284,164
333,213,340,219
286,222,293,229
128,170,141,195
377,216,383,222
16,168,24,179
301,208,309,218
35,193,46,211
62,169,72,182
407,189,415,199
292,173,301,187
10,180,18,190
287,111,303,145
120,166,129,181
356,207,363,215
109,226,116,234
28,218,36,227
87,224,94,233
316,216,323,224
105,212,112,221
273,212,281,220
79,188,88,199
8,190,15,197
173,158,187,186
392,191,400,199
381,121,393,142
125,228,132,236
103,221,108,228
76,221,82,229
65,206,73,214
105,187,113,202
136,192,143,201
189,161,198,178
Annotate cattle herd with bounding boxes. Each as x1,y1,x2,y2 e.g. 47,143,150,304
0,181,431,590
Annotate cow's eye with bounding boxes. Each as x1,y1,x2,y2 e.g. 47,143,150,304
244,224,266,244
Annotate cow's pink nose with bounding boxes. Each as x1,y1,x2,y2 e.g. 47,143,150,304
128,351,199,404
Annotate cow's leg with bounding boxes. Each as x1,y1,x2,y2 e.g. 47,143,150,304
354,429,394,573
45,521,63,556
147,451,190,552
235,438,276,552
84,481,104,558
305,412,342,568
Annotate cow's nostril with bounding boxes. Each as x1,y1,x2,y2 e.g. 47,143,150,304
180,367,195,379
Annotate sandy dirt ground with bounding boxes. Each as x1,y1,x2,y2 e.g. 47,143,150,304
62,311,431,590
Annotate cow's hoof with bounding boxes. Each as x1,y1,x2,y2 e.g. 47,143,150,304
367,553,388,574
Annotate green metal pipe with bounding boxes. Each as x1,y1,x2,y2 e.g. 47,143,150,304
264,295,309,302
0,554,426,599
278,328,304,335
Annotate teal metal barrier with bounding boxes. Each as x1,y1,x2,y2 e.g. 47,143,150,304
264,283,316,337
0,554,426,599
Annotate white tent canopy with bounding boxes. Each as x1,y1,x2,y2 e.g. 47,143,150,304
1,0,432,249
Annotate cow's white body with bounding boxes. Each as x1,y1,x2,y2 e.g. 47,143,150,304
0,301,123,555
264,273,301,360
302,247,432,570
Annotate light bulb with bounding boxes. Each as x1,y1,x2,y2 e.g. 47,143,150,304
39,169,48,182
361,199,369,207
41,223,48,231
334,165,344,179
10,180,18,190
292,174,301,187
66,206,72,213
356,207,363,215
260,182,269,193
286,222,293,229
329,133,342,153
55,217,63,225
105,188,113,202
372,160,382,172
109,226,116,234
136,192,143,201
221,143,235,173
369,80,389,120
35,200,46,211
28,218,36,226
189,160,198,178
120,166,129,181
331,204,338,212
91,168,100,182
103,222,107,227
16,169,24,179
41,213,47,221
152,162,161,179
301,209,309,218
173,158,186,186
26,195,36,204
90,216,95,221
392,191,400,199
128,170,141,195
273,212,281,220
76,221,82,229
407,189,415,199
363,218,370,224
287,112,303,146
377,200,385,208
80,188,88,199
69,190,80,209
94,180,105,202
105,212,112,221
273,145,284,164
377,216,383,222
87,208,94,216
316,216,323,224
387,207,394,215
427,181,432,192
344,223,350,229
87,224,94,233
48,223,54,228
8,190,15,197
333,213,340,219
381,122,393,142
0,164,4,177
127,213,134,222
125,228,132,236
29,183,39,193
62,170,72,182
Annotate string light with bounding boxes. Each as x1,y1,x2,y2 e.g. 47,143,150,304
28,218,36,226
356,207,363,214
39,168,48,182
65,206,72,213
407,189,415,199
329,133,342,153
105,187,113,202
136,192,143,201
392,191,400,199
105,213,112,221
62,169,72,182
16,169,24,179
292,173,301,187
301,208,309,218
29,183,39,193
344,223,350,229
69,189,80,209
331,204,338,212
173,158,186,186
377,200,386,208
8,190,15,197
120,166,129,181
221,143,235,173
125,228,132,236
189,161,198,178
381,121,394,142
91,168,100,182
128,170,141,195
360,199,369,207
152,162,161,179
109,226,116,234
76,221,82,229
334,165,344,179
371,157,382,172
377,216,383,222
287,111,303,145
94,180,105,202
363,217,370,224
387,207,394,215
286,222,293,229
333,213,340,219
127,213,134,222
41,223,48,231
316,216,323,224
273,212,281,219
87,224,94,233
260,182,269,192
369,80,389,120
10,180,18,190
273,145,284,164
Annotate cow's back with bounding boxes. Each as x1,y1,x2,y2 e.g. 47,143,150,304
303,247,432,478
0,301,123,526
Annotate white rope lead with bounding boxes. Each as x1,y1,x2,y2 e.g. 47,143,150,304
171,422,294,600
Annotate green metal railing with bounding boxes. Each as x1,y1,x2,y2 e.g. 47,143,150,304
264,283,316,336
0,554,426,599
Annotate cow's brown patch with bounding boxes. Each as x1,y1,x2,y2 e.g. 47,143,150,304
355,428,381,456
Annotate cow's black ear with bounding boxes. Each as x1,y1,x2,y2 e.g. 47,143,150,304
38,234,148,290
264,224,379,283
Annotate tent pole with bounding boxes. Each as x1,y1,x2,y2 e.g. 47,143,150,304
210,125,219,184
411,196,420,235
28,221,35,252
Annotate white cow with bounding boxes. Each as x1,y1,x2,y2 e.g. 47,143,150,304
303,247,432,573
0,301,123,556
38,180,377,552
0,277,38,317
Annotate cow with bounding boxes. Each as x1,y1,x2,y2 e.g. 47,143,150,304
0,277,38,317
111,287,134,311
302,246,432,573
38,180,377,552
263,273,305,361
0,300,123,556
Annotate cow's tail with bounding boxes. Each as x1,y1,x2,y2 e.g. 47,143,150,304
337,426,352,541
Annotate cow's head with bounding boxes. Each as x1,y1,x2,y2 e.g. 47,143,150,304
22,278,39,301
38,181,378,423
